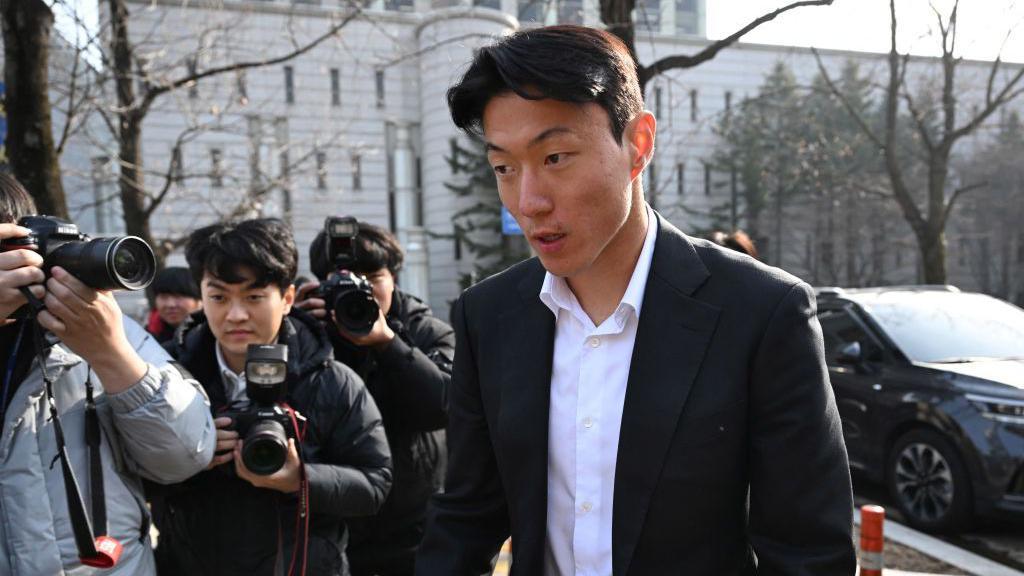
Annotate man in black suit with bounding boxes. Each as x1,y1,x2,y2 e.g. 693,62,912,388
417,25,856,575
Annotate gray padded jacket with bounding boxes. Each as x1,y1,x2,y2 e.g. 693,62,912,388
0,318,216,575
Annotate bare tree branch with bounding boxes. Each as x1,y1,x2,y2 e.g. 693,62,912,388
641,0,834,85
941,181,986,229
811,48,884,149
141,5,363,110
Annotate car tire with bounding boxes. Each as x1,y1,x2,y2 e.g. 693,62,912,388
886,429,972,533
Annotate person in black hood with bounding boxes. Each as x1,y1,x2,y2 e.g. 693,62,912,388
152,218,392,576
296,220,453,576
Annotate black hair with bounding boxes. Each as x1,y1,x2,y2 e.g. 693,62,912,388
0,172,37,223
447,25,644,143
148,266,201,300
186,218,298,291
309,220,404,281
707,230,759,260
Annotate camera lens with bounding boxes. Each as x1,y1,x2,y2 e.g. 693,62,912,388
48,235,156,291
335,290,379,335
108,238,155,289
242,419,288,476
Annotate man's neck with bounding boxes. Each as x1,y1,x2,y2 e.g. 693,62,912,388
566,203,650,326
218,343,246,375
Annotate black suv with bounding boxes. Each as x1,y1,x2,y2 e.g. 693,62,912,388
816,286,1024,532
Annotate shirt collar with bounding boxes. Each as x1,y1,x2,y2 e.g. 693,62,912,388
215,343,245,385
539,204,659,328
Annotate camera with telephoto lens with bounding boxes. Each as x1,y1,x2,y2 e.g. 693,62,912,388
0,215,156,291
318,216,379,336
221,344,295,476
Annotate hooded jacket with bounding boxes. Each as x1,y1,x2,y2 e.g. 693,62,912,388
154,308,392,576
0,318,216,576
335,290,454,572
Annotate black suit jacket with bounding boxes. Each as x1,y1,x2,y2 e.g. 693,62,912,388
417,213,856,575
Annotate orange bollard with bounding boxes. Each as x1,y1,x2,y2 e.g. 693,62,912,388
859,505,885,576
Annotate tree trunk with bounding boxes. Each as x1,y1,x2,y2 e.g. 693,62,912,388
1,0,68,218
919,230,948,285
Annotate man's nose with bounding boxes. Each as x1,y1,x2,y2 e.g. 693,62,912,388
517,170,553,218
225,300,248,322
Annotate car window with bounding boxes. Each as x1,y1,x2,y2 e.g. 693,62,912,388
820,308,884,364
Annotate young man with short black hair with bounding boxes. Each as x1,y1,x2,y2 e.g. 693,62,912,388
153,218,392,576
0,173,215,575
417,25,856,575
298,220,454,576
146,266,202,343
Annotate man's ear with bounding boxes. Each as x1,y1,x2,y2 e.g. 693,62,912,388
627,111,657,181
281,284,296,315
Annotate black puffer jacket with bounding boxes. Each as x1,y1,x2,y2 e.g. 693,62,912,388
333,290,454,573
152,308,392,576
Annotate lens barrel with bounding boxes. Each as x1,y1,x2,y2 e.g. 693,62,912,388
48,236,156,290
241,418,289,476
333,289,379,335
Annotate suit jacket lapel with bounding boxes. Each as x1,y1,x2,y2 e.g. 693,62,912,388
496,260,555,565
613,213,721,575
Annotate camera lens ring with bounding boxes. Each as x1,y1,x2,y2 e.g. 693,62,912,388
104,236,156,290
242,419,289,476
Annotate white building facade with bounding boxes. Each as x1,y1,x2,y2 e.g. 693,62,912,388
57,0,1022,311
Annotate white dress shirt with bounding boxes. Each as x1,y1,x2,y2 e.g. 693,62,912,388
215,344,250,409
540,205,658,576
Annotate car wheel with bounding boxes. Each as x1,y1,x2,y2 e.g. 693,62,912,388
887,429,972,533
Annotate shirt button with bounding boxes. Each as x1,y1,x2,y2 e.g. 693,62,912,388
587,337,601,348
580,501,593,513
582,417,594,429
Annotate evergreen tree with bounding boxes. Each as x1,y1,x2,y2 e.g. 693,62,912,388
443,137,530,289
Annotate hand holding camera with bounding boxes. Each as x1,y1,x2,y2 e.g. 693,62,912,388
0,223,45,322
0,216,158,393
295,217,395,349
214,344,304,493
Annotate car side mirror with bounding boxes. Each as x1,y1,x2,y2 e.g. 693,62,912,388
837,341,863,365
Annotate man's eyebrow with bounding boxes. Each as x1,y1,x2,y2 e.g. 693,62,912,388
484,126,575,153
204,279,259,290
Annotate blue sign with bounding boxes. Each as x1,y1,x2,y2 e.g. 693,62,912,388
501,206,522,235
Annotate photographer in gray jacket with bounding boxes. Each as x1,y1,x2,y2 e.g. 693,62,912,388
0,173,216,575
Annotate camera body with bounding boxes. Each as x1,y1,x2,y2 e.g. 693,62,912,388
319,217,379,336
0,215,156,291
220,344,295,476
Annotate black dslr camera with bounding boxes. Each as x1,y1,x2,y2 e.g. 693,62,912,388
0,215,156,291
318,216,379,336
221,344,295,476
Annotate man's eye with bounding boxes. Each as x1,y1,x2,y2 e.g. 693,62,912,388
247,294,265,302
493,165,509,176
545,153,563,165
208,295,224,302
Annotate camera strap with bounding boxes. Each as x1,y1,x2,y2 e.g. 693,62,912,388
22,286,123,568
282,404,309,576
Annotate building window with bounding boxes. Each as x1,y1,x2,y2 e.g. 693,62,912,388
454,230,462,261
676,162,685,195
724,91,732,113
690,89,698,122
636,0,660,31
385,0,414,10
284,66,295,104
449,138,459,174
187,57,198,99
518,0,545,21
653,86,662,118
330,68,341,107
558,0,583,24
351,154,362,190
316,150,327,190
703,162,711,196
676,0,699,35
171,147,184,183
210,148,224,188
473,0,501,8
375,70,385,109
236,70,248,105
